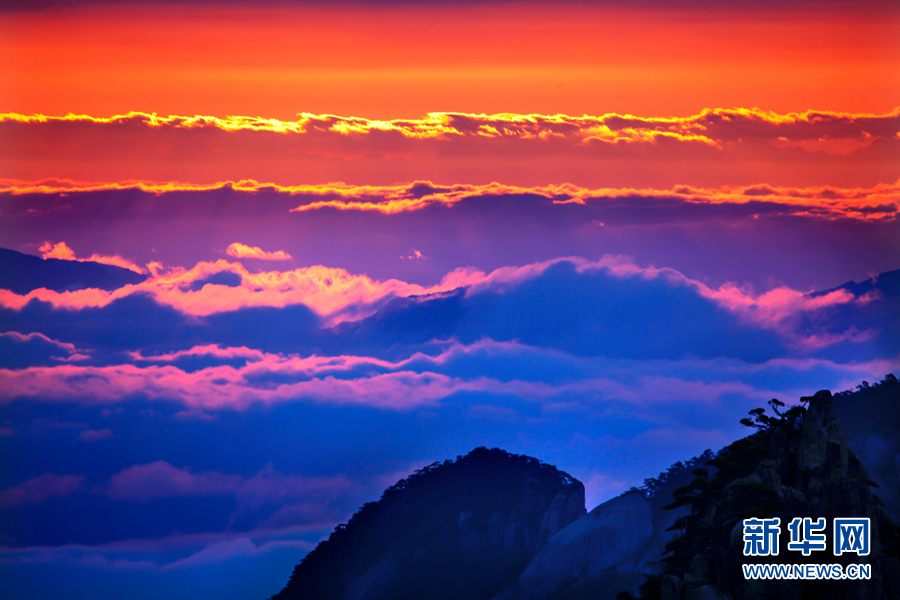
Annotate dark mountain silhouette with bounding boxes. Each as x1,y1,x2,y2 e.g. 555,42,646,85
632,386,900,600
494,377,900,600
270,447,586,600
269,378,899,600
0,246,146,294
809,268,900,300
834,375,900,522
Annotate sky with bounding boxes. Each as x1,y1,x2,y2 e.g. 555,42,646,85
1,1,899,599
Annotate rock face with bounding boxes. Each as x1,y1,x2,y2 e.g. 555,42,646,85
833,375,900,522
651,390,900,600
269,447,586,600
492,456,710,600
492,491,675,600
495,385,900,600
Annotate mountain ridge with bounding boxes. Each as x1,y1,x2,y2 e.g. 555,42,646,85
0,246,146,294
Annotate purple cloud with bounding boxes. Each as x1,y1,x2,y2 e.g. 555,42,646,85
0,473,86,508
105,461,241,501
78,428,114,442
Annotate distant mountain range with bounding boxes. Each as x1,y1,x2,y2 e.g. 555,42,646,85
271,377,900,600
809,269,900,300
0,247,146,294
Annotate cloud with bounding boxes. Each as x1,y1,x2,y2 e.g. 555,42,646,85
225,243,291,261
129,344,267,364
0,255,885,335
0,473,86,508
0,258,441,325
78,428,114,441
104,460,359,507
38,241,146,274
0,533,315,572
105,461,242,501
401,249,430,261
0,256,893,378
0,362,469,411
2,335,895,413
3,109,898,189
162,538,308,570
235,465,358,507
580,472,630,511
6,108,898,149
0,331,85,368
2,180,895,222
39,241,77,260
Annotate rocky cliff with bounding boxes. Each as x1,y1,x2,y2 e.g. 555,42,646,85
492,455,715,600
834,375,900,522
643,389,900,600
492,490,665,600
493,382,899,600
269,447,585,600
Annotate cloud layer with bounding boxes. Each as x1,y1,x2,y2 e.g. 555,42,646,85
225,243,291,261
3,109,898,189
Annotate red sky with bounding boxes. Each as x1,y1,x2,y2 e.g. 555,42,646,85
2,2,899,119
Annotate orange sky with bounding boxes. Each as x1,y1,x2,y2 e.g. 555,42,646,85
3,110,898,189
2,2,899,119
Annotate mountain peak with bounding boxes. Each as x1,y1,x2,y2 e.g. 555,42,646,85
270,447,585,600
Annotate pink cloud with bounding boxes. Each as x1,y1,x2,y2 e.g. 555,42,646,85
0,331,80,355
105,461,241,501
0,249,885,349
39,241,77,260
0,473,86,508
0,259,436,325
0,353,469,410
129,344,267,363
225,243,292,261
401,249,430,261
39,241,146,274
3,340,895,413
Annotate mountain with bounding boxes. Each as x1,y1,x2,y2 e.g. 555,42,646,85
270,447,586,600
0,246,146,294
268,377,899,600
491,453,713,600
809,268,900,300
833,375,900,522
493,379,900,600
635,388,900,600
